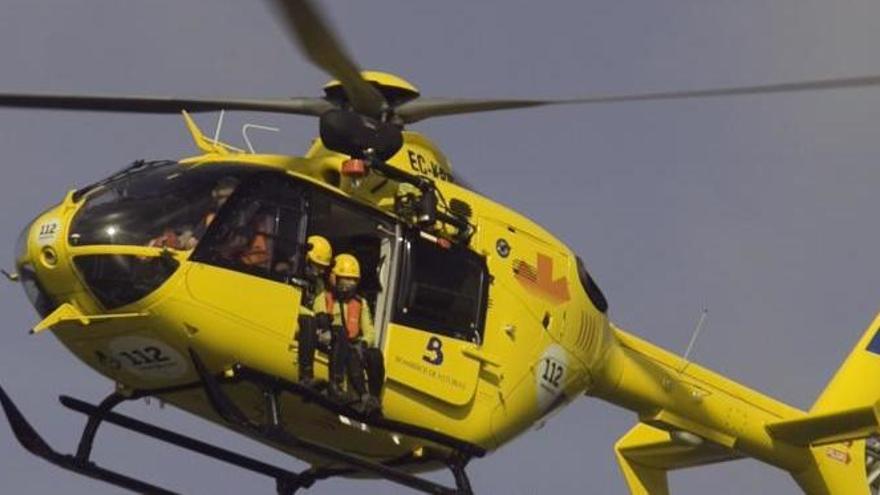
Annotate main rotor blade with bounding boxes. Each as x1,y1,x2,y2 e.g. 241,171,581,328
396,75,880,123
269,0,386,118
0,93,333,116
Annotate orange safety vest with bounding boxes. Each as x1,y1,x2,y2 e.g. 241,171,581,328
325,291,363,340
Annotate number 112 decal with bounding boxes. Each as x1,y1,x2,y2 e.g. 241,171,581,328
540,357,565,390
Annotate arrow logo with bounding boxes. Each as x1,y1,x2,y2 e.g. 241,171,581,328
514,254,570,305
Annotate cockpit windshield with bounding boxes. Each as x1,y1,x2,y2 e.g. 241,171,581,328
69,161,260,250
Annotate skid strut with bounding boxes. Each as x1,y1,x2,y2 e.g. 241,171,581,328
60,396,316,494
228,363,485,459
189,349,475,495
0,381,321,495
0,349,481,494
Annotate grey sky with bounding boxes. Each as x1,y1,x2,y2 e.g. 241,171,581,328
1,1,880,493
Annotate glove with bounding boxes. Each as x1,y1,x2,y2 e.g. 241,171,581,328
301,291,316,308
317,328,332,347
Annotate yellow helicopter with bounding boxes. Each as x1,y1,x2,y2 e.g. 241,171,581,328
4,1,880,494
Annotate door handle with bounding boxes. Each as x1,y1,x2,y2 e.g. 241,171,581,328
462,347,502,368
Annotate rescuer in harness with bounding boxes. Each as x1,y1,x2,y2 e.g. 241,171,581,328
318,253,385,415
296,235,333,387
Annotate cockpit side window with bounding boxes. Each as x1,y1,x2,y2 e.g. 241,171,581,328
191,173,306,283
393,234,488,343
69,161,257,250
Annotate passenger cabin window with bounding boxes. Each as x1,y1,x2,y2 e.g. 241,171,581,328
306,190,398,329
192,174,305,283
394,235,488,343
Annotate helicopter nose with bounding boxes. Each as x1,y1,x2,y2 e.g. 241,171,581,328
14,220,30,268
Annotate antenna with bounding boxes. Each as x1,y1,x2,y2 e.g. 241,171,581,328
242,123,280,154
679,308,708,374
213,110,226,146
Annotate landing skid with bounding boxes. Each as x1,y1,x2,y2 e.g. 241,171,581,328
0,384,181,494
0,349,481,494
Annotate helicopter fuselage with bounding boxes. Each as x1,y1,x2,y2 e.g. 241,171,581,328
15,131,613,470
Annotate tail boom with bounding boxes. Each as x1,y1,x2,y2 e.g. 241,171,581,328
592,324,879,494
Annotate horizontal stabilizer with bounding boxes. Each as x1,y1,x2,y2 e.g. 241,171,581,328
766,400,880,447
615,423,742,495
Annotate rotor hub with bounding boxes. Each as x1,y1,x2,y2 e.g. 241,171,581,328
323,71,420,108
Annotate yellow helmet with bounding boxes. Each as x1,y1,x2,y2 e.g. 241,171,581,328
306,235,332,267
332,253,361,279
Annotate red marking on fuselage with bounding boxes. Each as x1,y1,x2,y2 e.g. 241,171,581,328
514,254,570,305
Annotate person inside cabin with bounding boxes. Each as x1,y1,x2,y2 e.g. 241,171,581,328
146,227,181,250
393,182,421,223
179,176,239,249
317,253,385,415
148,176,240,250
236,206,275,270
210,202,277,270
296,235,334,387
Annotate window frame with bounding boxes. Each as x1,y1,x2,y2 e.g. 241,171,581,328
73,254,180,310
191,172,307,284
303,185,401,318
392,230,489,343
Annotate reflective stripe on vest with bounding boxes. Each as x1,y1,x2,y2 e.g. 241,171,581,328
325,292,362,340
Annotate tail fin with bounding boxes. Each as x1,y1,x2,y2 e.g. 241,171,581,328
812,311,880,413
776,310,880,494
789,441,870,495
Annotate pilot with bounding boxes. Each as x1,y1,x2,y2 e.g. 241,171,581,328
296,235,333,387
179,176,239,250
146,227,180,250
238,209,275,269
318,253,384,414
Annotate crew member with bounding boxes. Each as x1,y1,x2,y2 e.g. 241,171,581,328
178,176,239,250
296,235,333,387
238,208,275,269
319,254,384,414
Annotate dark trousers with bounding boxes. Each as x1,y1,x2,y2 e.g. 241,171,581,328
329,326,385,398
296,315,318,379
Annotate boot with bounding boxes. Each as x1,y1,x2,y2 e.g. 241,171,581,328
327,355,354,403
298,373,320,389
328,381,357,405
357,393,381,417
